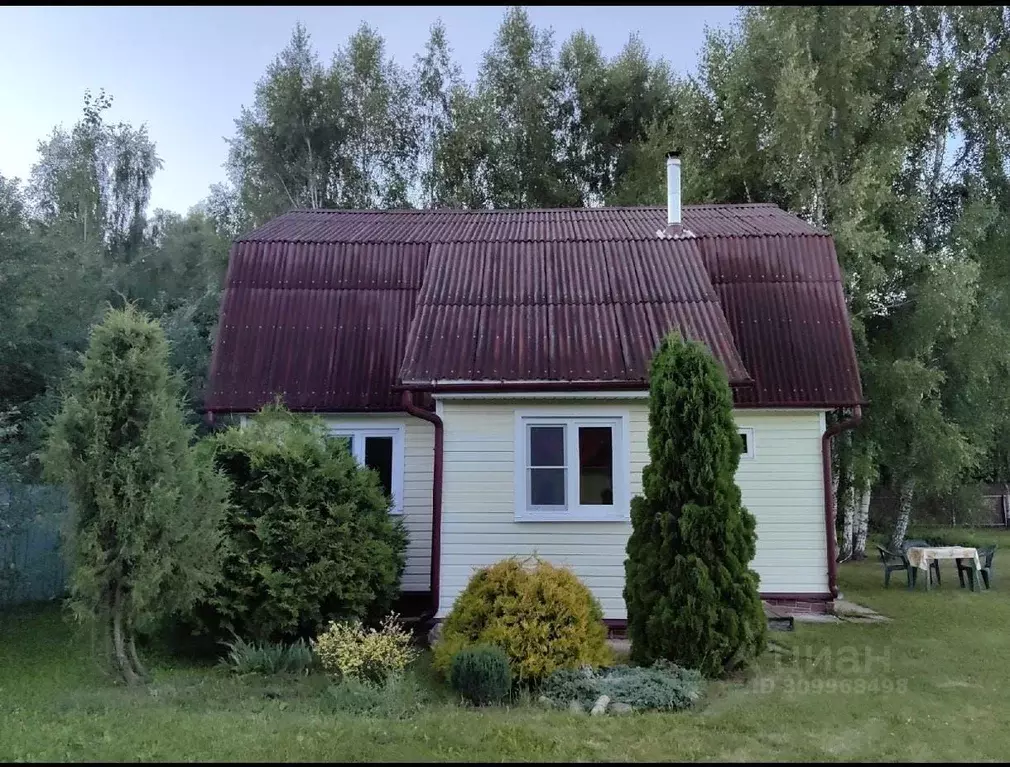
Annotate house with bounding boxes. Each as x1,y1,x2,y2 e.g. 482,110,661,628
205,156,864,622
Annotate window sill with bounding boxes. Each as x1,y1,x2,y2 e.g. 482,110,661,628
514,509,630,523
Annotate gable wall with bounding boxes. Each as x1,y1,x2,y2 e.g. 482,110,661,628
435,398,827,619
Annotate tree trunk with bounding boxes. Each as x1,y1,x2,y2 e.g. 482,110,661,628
125,613,150,682
852,485,871,560
890,480,916,550
838,482,855,561
112,586,141,686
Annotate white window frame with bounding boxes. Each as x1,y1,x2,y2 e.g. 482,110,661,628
738,427,755,460
328,423,405,515
514,408,630,523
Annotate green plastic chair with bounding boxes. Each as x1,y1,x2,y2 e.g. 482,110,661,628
876,544,911,588
957,545,997,591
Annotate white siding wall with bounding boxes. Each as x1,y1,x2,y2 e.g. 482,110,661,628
436,399,826,619
321,414,433,593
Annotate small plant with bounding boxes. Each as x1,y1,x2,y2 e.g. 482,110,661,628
433,557,612,685
325,674,433,719
541,660,704,712
313,614,417,685
220,636,315,675
449,644,513,706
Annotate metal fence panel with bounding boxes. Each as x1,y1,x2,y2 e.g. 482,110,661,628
0,484,70,607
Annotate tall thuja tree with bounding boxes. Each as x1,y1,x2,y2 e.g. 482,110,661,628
624,335,765,677
43,306,229,684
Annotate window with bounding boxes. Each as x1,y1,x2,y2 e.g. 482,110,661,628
738,428,755,460
516,412,628,522
328,425,405,514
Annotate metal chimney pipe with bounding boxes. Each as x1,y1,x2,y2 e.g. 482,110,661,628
666,151,682,227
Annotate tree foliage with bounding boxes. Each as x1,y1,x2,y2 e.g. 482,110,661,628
42,305,229,684
624,335,766,677
226,22,417,225
195,404,408,644
7,5,1010,551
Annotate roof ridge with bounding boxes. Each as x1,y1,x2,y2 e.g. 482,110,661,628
236,232,831,245
283,202,783,216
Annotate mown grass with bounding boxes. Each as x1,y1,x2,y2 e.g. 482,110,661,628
3,531,1010,761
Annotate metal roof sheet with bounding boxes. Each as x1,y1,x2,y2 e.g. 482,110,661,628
206,205,862,412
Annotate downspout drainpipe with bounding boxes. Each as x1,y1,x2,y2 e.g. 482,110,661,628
822,405,862,599
402,390,444,622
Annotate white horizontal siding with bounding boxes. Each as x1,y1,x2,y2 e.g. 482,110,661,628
321,414,433,593
436,400,826,620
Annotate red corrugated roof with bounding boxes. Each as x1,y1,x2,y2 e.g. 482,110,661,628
207,241,428,411
698,234,862,407
398,238,750,386
237,204,822,243
205,205,863,412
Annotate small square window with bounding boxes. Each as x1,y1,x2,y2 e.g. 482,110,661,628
738,428,755,459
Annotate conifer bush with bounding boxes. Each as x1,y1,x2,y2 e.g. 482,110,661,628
44,305,230,685
624,334,766,677
196,404,408,644
449,644,513,706
433,557,612,684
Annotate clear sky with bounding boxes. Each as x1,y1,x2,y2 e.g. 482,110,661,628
0,6,739,214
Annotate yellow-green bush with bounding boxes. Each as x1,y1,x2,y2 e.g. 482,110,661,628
433,557,612,684
313,614,417,684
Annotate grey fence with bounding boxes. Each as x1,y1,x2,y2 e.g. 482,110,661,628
869,483,1010,531
0,484,70,608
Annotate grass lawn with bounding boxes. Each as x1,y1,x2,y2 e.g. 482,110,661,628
3,529,1009,762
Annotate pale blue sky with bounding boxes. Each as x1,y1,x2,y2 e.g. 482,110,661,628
0,6,739,214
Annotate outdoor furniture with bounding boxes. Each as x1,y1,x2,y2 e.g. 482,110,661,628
876,544,912,588
957,545,996,591
903,539,941,588
904,544,981,591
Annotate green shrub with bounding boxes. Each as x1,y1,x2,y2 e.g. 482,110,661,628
220,636,315,675
433,557,612,685
194,403,408,644
625,334,766,677
541,661,704,712
449,645,512,706
313,614,418,685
